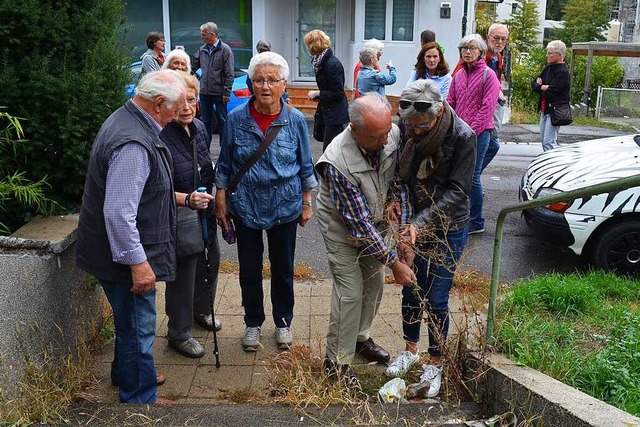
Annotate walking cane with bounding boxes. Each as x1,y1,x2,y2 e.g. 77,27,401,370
197,187,221,368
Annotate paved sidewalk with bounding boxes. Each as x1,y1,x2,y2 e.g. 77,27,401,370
87,273,469,404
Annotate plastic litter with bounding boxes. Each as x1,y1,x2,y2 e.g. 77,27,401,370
464,411,517,427
378,377,406,403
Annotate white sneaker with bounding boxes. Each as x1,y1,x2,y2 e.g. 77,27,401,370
242,326,261,352
275,327,293,349
420,364,443,397
385,351,420,378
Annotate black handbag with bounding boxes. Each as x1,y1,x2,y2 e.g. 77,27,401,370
175,139,205,258
551,103,573,127
313,106,324,142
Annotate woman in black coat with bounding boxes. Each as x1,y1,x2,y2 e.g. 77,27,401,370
532,40,571,151
303,29,349,151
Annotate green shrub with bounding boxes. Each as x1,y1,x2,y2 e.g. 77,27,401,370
0,0,132,209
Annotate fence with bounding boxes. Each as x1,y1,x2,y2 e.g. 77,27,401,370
595,87,640,130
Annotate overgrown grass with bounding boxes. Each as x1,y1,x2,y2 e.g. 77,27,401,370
495,271,640,416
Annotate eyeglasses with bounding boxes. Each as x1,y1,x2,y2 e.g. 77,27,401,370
398,100,433,112
405,123,432,131
490,35,508,43
186,96,198,105
546,51,560,55
253,78,285,87
461,46,479,53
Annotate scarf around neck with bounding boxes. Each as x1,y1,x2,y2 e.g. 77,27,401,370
312,48,330,75
398,101,453,183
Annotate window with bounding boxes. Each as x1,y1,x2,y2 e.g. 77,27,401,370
365,0,386,40
392,0,414,41
122,0,253,68
365,0,415,42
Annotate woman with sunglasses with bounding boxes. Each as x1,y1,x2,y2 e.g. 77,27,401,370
385,79,475,398
406,42,451,98
447,33,500,236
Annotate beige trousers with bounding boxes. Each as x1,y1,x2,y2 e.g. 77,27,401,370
324,236,385,365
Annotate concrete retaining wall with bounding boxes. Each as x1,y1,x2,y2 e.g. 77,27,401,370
0,215,105,391
466,352,640,427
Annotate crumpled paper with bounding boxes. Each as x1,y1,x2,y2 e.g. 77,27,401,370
378,377,406,403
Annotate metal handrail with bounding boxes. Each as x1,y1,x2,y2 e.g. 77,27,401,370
485,174,640,347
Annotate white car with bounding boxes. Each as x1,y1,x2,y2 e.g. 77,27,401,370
520,134,640,277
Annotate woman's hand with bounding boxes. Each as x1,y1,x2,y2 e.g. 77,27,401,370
190,191,214,210
299,204,313,227
215,189,229,228
307,90,320,100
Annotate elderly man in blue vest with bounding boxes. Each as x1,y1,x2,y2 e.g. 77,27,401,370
315,92,416,386
76,70,191,404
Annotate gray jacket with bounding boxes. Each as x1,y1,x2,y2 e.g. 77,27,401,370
192,41,235,97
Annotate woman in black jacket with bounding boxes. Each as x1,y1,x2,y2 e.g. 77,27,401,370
532,40,571,151
159,72,221,359
303,29,349,151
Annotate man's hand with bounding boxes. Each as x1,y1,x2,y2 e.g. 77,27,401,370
385,201,401,224
401,224,418,245
299,205,313,227
390,260,416,286
397,242,415,266
130,261,156,295
215,189,228,228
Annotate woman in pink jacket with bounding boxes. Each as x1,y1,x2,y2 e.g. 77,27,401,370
448,33,500,235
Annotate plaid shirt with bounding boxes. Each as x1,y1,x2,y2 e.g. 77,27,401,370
322,162,398,265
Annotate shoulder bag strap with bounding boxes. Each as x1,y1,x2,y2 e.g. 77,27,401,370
226,106,292,194
192,137,199,190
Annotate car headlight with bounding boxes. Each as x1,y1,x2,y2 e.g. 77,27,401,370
535,188,573,213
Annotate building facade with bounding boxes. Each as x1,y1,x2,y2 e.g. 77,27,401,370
124,0,476,96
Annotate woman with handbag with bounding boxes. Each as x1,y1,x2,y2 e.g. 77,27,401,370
303,29,349,151
159,72,220,358
532,40,572,152
214,52,318,353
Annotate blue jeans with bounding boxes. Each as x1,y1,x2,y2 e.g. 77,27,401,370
470,130,491,231
401,226,468,356
101,279,157,403
539,113,559,151
481,133,500,172
234,219,298,328
199,94,227,145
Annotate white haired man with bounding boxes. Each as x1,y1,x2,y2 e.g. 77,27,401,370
316,92,416,386
76,70,187,404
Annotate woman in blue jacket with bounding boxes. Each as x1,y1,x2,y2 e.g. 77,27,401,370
214,52,318,353
303,29,350,151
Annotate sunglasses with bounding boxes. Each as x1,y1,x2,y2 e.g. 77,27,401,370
398,100,433,112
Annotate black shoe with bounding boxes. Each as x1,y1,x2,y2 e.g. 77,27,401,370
323,357,361,388
168,337,205,358
356,337,390,364
194,313,222,332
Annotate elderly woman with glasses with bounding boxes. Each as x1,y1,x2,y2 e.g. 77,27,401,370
385,79,475,398
159,72,220,358
215,52,317,353
447,33,500,236
532,40,571,151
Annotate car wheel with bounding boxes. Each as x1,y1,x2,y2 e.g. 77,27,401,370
592,221,640,277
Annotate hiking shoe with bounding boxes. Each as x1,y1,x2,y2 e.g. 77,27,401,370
168,337,205,358
242,326,261,352
420,364,443,398
194,313,222,332
275,327,293,349
468,226,485,235
385,350,420,378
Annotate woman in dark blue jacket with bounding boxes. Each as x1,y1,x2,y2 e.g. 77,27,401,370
303,29,349,151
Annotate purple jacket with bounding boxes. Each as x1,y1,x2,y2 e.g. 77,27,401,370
447,59,500,136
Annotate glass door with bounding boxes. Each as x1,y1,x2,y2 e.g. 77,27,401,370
295,0,336,81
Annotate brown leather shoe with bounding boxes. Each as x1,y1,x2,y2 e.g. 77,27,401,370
356,337,390,364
